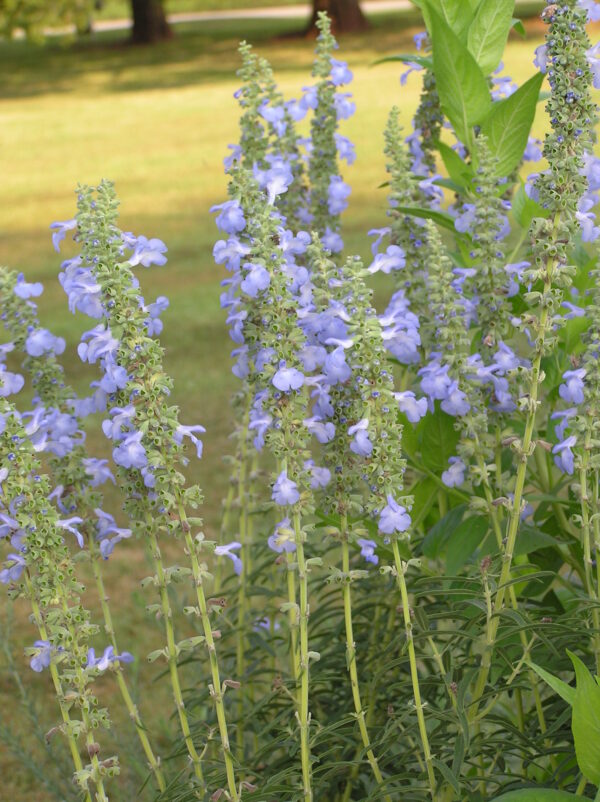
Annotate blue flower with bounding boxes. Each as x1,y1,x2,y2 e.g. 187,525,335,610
324,345,351,384
211,200,246,234
303,459,331,489
87,645,134,671
335,133,356,164
241,263,271,297
215,541,243,575
559,369,586,405
441,382,470,417
95,509,132,559
128,236,168,268
29,640,53,672
553,435,577,475
327,176,351,215
357,538,378,565
378,495,411,535
272,470,300,505
580,0,600,22
442,457,466,488
394,391,428,423
25,329,66,358
367,245,406,274
0,368,24,397
330,57,353,86
49,218,77,252
113,431,147,470
14,273,43,299
348,419,373,457
304,416,335,444
272,364,305,392
0,552,26,584
268,517,296,553
174,423,206,459
57,516,85,548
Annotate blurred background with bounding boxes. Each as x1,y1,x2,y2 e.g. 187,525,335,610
0,1,547,798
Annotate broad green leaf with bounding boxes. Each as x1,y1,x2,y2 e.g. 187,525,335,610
426,4,491,145
436,140,474,188
526,661,576,706
479,72,544,177
395,205,462,235
418,405,460,471
512,180,549,229
422,504,467,558
568,649,600,784
467,0,515,75
445,516,488,574
513,526,558,556
491,791,588,801
373,53,433,69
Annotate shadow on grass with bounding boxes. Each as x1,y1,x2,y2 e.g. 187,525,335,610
1,12,422,99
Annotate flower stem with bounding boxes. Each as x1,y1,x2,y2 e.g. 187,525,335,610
339,526,391,802
579,439,600,674
88,535,166,792
292,511,313,802
392,541,435,797
148,527,205,789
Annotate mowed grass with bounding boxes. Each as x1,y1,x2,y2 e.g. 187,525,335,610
0,15,549,801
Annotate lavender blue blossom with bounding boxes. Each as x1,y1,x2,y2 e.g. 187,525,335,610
211,200,246,234
267,517,296,553
553,435,577,475
356,538,378,565
378,495,411,536
367,245,406,274
25,329,66,358
14,273,43,299
272,470,300,505
214,541,243,575
50,218,77,252
442,457,467,488
87,646,134,670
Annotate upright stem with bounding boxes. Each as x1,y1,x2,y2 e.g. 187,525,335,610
180,505,239,802
579,439,600,674
392,541,435,797
148,528,205,789
470,303,550,718
235,404,250,758
88,535,166,792
24,574,92,802
339,516,390,802
292,511,313,802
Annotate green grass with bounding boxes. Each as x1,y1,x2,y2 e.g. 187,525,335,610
0,15,547,801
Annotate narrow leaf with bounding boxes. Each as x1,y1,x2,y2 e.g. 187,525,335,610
526,660,575,706
436,140,474,187
395,205,463,235
568,649,600,784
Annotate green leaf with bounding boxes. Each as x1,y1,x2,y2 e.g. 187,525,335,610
373,53,433,69
426,3,491,145
568,649,600,784
479,71,544,177
418,405,460,471
436,140,474,188
445,516,489,574
512,179,550,228
490,791,588,801
513,526,558,556
512,17,527,38
467,0,515,75
422,504,466,558
395,205,461,235
526,661,576,706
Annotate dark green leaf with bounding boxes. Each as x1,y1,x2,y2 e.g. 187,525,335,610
526,660,576,706
568,649,600,784
427,3,491,145
467,0,514,75
395,205,461,234
490,791,588,801
512,17,527,38
419,405,460,471
479,71,544,176
514,526,558,556
512,179,550,228
422,504,467,558
445,516,489,573
372,53,433,69
436,140,474,187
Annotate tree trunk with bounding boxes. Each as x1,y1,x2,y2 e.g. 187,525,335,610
307,0,368,34
130,0,171,44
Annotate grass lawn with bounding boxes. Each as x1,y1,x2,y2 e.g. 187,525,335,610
0,13,551,800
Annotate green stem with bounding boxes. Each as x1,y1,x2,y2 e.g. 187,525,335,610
292,511,313,802
180,506,239,802
148,528,205,789
235,404,250,759
579,439,600,675
88,535,166,792
469,302,551,719
339,519,390,802
24,573,92,802
392,541,435,797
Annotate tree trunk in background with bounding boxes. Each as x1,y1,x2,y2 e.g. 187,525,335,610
308,0,368,33
130,0,171,43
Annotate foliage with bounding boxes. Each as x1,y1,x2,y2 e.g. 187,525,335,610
2,2,600,801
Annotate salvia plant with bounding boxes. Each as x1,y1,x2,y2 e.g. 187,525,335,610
6,2,600,801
